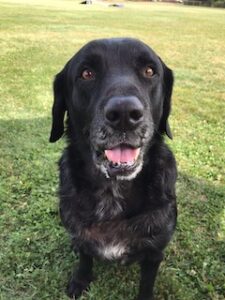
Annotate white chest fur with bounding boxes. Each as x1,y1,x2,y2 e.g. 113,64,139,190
98,243,126,260
94,183,127,259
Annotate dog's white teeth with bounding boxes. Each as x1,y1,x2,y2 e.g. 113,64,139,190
127,161,135,166
110,161,135,168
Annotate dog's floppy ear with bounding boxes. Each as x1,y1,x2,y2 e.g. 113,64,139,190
158,59,174,139
49,70,67,143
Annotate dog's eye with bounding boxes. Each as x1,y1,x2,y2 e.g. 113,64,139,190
143,66,154,78
81,69,95,80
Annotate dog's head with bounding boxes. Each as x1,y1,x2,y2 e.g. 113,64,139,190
50,38,174,180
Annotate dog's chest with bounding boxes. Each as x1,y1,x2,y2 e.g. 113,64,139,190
94,184,125,221
89,182,143,260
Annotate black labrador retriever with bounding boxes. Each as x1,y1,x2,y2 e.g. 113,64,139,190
49,38,177,300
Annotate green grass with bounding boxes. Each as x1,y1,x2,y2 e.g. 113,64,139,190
0,0,224,299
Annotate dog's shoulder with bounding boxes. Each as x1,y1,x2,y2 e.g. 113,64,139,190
142,139,177,181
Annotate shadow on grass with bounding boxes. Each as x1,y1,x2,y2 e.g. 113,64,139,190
0,117,224,300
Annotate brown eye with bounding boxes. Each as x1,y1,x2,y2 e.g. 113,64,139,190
144,66,154,78
81,69,95,80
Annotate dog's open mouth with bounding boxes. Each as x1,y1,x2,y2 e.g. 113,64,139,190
101,144,141,178
105,145,140,166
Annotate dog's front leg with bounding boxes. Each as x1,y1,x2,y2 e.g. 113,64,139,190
136,255,163,300
67,251,93,299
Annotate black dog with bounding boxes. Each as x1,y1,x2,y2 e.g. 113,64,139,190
50,38,177,300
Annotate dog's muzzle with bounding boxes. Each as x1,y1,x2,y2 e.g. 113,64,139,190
92,96,147,180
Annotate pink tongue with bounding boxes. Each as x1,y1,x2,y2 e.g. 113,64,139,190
105,147,140,164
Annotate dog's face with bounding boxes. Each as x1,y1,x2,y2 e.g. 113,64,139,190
50,38,174,180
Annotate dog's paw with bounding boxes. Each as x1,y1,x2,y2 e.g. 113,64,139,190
66,277,91,299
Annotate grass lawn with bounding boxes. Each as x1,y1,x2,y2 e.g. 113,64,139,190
0,0,225,299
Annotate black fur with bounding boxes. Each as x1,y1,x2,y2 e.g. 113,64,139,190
50,38,177,300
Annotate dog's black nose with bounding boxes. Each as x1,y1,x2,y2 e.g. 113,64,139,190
104,96,144,130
